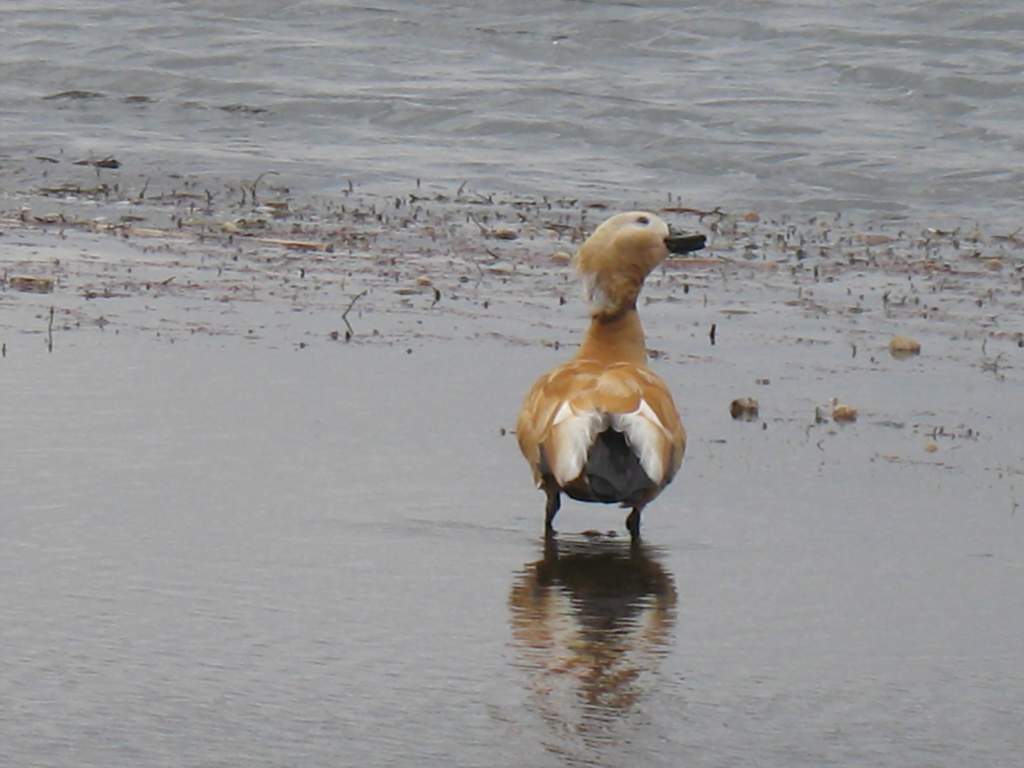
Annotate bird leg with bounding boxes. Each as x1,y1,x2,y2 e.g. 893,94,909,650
626,506,642,539
543,480,561,533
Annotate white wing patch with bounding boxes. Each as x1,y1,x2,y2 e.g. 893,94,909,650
545,398,670,487
610,399,668,485
548,401,609,485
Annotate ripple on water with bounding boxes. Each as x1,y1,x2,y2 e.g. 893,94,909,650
1,1,1023,224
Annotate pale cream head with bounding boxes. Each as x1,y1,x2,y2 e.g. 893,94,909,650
573,211,674,317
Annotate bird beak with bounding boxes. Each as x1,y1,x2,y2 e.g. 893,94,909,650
664,231,706,254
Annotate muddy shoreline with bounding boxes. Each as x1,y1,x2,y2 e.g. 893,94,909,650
3,167,1023,529
4,169,1023,497
2,169,1023,766
3,163,1023,349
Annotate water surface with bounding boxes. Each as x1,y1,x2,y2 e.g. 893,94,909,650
2,1,1023,225
1,329,1021,766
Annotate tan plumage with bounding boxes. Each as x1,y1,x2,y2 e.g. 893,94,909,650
516,211,704,537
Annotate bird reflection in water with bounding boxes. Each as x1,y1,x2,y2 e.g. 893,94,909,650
508,533,677,749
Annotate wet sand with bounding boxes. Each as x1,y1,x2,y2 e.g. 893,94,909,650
2,182,1024,765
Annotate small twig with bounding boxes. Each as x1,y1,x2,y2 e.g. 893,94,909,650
981,352,1006,375
465,254,486,293
47,306,54,353
993,227,1023,246
250,171,279,206
660,205,725,221
342,290,368,340
467,213,489,236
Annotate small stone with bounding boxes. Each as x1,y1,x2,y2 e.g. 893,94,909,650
416,275,433,287
860,233,893,246
832,404,858,422
730,397,759,420
8,276,54,294
924,442,939,453
889,335,921,358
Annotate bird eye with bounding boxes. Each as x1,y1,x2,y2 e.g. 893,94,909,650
636,215,650,226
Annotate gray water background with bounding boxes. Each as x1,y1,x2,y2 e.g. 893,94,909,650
4,3,1024,766
2,0,1023,225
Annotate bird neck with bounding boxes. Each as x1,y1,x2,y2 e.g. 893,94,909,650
577,306,648,366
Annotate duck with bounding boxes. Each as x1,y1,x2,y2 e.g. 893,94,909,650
516,211,705,538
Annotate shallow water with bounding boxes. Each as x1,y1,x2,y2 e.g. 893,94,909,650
3,3,1024,764
2,320,1022,765
2,0,1023,225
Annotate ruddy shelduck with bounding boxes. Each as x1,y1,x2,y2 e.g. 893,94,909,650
516,211,705,538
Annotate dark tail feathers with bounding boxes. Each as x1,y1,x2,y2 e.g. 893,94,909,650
565,428,655,505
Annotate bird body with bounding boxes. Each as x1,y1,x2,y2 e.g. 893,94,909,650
516,212,704,537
